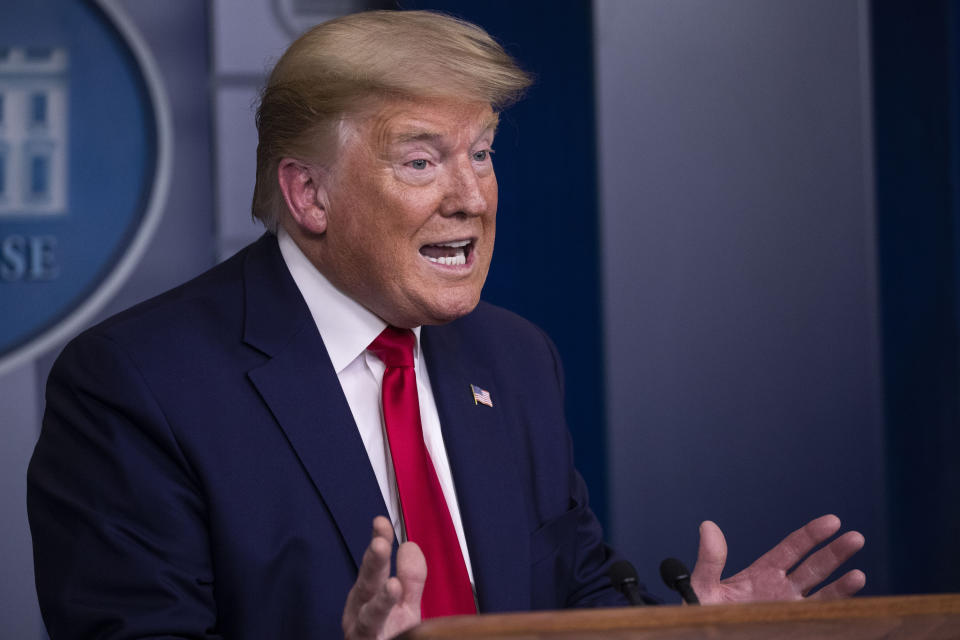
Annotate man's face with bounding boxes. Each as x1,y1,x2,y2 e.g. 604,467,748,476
313,98,499,328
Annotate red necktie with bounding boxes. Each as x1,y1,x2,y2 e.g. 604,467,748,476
367,327,476,618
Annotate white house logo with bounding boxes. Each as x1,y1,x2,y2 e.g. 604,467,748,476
0,0,171,375
0,46,68,219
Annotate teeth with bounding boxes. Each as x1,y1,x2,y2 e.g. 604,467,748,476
433,239,470,248
425,250,467,266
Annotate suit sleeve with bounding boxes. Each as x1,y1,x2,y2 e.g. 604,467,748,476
27,331,221,639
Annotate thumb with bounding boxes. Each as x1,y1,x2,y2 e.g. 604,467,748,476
396,541,427,611
691,520,727,590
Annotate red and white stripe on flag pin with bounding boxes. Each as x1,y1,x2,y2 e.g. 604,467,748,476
470,384,493,407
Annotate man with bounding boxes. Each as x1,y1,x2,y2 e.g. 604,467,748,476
28,10,865,640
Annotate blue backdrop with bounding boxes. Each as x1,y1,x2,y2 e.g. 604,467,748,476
871,0,960,594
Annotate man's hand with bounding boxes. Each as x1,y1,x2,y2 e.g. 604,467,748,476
690,514,866,604
342,517,426,640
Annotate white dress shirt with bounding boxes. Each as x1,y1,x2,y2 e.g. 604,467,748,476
277,228,475,584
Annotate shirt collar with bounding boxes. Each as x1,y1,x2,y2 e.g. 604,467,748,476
276,227,422,373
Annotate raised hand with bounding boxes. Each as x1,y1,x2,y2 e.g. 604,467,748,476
690,514,865,604
342,516,427,640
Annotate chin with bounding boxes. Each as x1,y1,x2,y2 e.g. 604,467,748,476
420,293,482,326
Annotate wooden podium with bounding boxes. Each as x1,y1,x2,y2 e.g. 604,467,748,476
399,594,960,639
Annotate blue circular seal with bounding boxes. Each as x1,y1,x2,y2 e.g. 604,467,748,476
0,0,170,374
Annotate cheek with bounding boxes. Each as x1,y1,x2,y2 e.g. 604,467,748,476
334,184,406,251
388,184,442,223
484,176,498,216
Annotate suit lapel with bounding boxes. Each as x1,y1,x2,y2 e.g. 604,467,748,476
242,235,386,570
423,325,531,613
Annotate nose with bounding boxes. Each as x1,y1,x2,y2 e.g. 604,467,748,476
440,157,490,217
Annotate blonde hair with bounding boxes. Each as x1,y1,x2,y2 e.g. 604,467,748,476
252,10,533,230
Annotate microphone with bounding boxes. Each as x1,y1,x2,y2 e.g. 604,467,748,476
659,557,700,605
608,560,647,606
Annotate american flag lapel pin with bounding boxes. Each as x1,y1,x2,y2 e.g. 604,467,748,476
470,384,493,407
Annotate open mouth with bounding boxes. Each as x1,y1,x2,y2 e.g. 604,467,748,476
419,239,474,266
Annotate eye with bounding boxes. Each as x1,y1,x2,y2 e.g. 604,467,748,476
472,149,492,162
407,158,429,170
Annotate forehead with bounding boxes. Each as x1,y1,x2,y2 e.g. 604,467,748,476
355,98,499,151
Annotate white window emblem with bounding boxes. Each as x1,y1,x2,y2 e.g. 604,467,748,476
0,46,68,216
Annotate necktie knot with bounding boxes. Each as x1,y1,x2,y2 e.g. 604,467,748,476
368,326,415,368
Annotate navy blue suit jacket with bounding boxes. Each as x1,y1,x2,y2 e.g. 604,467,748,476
28,234,634,639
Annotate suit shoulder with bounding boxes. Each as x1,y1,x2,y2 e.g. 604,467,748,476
462,300,547,337
430,301,560,374
67,237,267,355
457,301,551,343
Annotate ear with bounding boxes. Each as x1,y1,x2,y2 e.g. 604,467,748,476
277,158,329,235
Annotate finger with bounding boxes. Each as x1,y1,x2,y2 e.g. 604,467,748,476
788,530,865,594
691,520,727,590
396,541,427,610
353,577,402,639
345,518,395,614
753,514,842,572
807,569,866,600
371,515,396,545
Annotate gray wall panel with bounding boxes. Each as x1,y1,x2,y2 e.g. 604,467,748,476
213,85,261,259
597,0,888,596
0,363,41,638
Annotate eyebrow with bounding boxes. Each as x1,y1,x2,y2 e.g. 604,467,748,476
392,130,444,145
388,114,501,147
